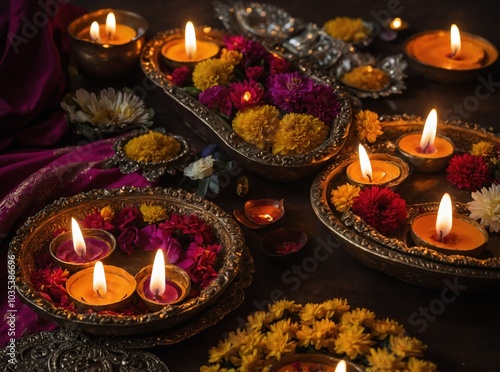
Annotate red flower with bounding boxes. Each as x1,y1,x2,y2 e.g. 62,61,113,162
352,186,407,235
81,208,114,231
268,55,290,74
113,206,142,231
446,153,492,191
171,66,191,87
229,80,265,111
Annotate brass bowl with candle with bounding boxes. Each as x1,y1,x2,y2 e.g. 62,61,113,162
135,264,191,312
68,8,148,78
310,113,500,291
404,29,498,84
10,186,248,337
49,228,116,272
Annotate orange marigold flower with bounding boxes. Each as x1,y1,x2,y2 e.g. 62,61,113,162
232,105,280,151
355,110,383,143
192,58,234,91
123,131,181,163
331,183,361,213
272,113,328,155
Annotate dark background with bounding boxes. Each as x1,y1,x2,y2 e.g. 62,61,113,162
62,0,500,370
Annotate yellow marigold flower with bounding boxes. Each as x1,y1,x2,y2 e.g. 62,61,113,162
139,203,167,224
236,329,265,356
192,58,234,91
208,339,233,364
247,311,269,332
239,348,262,372
355,110,383,143
268,300,302,320
333,324,374,359
317,298,351,319
123,131,181,163
220,48,243,66
405,357,438,372
295,325,314,347
310,319,337,350
264,331,296,361
323,17,369,42
366,347,405,371
370,318,405,340
389,335,427,358
200,364,221,372
232,105,280,151
330,183,361,213
272,113,328,155
100,206,114,221
340,307,376,328
269,318,298,336
299,303,321,325
471,140,495,157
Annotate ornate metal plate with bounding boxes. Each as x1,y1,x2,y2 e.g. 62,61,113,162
10,187,248,336
140,28,352,182
310,114,500,291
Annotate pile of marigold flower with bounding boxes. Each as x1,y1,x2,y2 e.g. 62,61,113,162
200,298,437,371
170,35,341,156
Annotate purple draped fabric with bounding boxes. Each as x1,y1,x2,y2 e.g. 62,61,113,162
0,1,152,345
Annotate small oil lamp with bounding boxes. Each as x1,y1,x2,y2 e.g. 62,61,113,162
50,218,115,271
346,144,408,189
65,261,136,312
396,109,455,173
410,193,488,256
135,249,191,312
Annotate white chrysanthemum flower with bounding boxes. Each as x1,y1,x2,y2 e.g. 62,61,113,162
183,155,214,180
467,183,500,233
61,87,153,132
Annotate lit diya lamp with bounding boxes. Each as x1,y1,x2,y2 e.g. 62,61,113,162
396,109,455,173
404,24,498,83
65,261,136,311
135,249,191,312
346,144,409,189
161,21,220,70
410,193,488,256
380,17,409,41
67,8,148,77
49,218,115,271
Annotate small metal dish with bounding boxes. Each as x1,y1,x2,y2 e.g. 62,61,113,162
334,52,407,99
109,129,193,182
261,228,307,260
244,199,285,226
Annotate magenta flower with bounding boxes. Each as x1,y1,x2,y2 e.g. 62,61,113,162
136,225,181,263
160,213,215,245
267,72,314,113
199,85,233,117
245,65,265,80
229,80,265,111
303,84,340,123
113,206,142,231
117,226,139,255
171,66,191,87
268,55,290,74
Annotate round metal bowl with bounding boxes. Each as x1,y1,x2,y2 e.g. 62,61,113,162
310,114,500,291
10,186,246,336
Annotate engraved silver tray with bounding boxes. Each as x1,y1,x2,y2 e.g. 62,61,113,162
311,114,500,291
140,28,352,182
10,187,249,336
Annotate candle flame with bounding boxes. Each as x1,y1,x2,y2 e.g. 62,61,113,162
420,108,437,153
93,261,107,297
242,91,251,102
391,17,402,29
90,21,101,43
334,360,347,372
71,217,86,259
436,193,453,241
106,12,116,40
185,21,197,59
450,24,461,58
358,143,373,182
150,249,166,297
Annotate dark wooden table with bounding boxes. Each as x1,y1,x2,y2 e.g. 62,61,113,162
42,0,500,370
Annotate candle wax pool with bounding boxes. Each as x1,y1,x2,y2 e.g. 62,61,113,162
77,24,136,45
143,277,182,304
346,159,401,185
161,39,220,63
398,134,454,158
